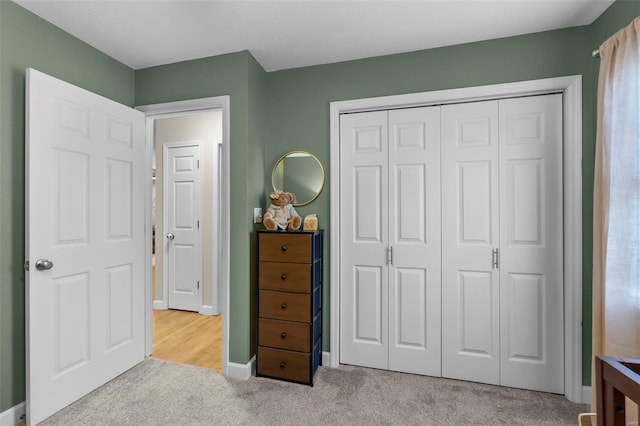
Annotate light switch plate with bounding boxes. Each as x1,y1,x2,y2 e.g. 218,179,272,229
254,207,263,224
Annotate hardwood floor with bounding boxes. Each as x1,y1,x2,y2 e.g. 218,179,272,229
152,309,222,373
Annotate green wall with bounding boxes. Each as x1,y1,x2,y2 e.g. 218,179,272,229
0,0,135,412
135,51,267,364
247,54,268,356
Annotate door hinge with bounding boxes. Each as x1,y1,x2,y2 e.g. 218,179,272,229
197,159,200,169
197,220,200,229
492,248,499,269
388,246,393,266
197,281,200,290
24,260,29,272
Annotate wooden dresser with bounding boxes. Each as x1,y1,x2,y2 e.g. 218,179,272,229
256,230,322,385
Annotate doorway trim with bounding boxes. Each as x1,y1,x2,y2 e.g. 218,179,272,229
137,96,231,376
329,76,583,403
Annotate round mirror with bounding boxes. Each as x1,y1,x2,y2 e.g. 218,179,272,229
272,150,325,206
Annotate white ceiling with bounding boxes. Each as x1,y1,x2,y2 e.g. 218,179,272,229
14,0,614,72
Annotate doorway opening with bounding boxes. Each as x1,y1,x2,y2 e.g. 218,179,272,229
138,97,231,376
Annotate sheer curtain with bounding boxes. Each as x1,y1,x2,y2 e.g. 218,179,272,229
592,16,640,414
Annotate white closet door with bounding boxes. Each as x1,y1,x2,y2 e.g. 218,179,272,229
498,94,564,393
339,111,390,369
441,101,500,385
388,107,441,376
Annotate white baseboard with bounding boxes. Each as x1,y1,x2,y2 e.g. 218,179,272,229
582,385,592,406
0,401,25,426
227,356,255,380
198,305,217,316
153,300,167,310
322,351,331,367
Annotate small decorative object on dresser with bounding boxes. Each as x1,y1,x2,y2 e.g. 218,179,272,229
256,229,323,385
303,214,318,231
263,190,302,231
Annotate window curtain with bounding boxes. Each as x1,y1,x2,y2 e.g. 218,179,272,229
592,16,640,416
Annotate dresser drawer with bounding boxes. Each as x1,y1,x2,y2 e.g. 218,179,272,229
259,262,311,293
259,233,312,263
258,318,310,352
257,347,310,384
259,290,310,322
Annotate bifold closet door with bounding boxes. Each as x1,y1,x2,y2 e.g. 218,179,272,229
441,100,501,385
498,94,563,393
387,108,441,376
339,110,389,370
339,107,441,376
441,94,564,393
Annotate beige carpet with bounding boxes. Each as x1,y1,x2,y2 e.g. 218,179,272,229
40,358,587,425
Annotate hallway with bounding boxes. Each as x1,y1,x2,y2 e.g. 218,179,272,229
152,309,221,372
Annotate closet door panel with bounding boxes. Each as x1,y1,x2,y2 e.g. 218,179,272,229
441,101,500,385
499,94,564,393
339,111,389,369
388,107,441,376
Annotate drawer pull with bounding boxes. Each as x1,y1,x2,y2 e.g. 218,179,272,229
281,245,287,252
280,273,287,280
281,303,287,310
280,332,287,338
280,361,286,369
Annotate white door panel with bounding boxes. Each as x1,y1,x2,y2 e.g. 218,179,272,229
442,100,500,385
498,95,564,393
388,107,441,376
353,266,384,342
340,111,389,370
165,143,202,312
27,69,145,424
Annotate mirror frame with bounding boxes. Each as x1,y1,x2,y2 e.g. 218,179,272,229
271,150,325,206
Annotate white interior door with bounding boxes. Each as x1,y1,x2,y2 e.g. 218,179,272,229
164,142,202,312
339,111,389,370
339,107,441,375
26,68,145,425
441,100,501,385
498,94,564,393
441,95,564,392
387,107,441,376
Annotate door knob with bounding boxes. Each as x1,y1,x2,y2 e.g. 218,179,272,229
35,259,54,271
166,233,175,240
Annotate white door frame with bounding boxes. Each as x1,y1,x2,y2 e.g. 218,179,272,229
329,76,583,403
136,96,231,376
163,140,203,312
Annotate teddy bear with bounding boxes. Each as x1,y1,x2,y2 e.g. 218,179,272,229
263,191,302,231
